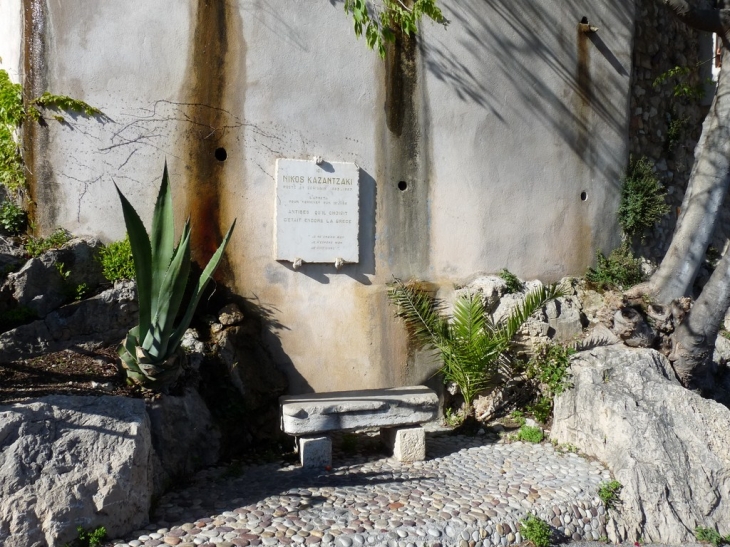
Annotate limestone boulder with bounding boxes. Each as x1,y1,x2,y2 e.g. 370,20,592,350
0,396,152,547
215,325,288,440
3,237,106,317
552,346,730,544
146,388,220,494
544,295,587,342
0,280,137,362
456,275,508,314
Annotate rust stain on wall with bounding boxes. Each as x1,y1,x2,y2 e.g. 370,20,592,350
575,27,592,161
377,3,434,388
22,0,55,232
571,27,594,270
181,0,242,283
381,14,430,280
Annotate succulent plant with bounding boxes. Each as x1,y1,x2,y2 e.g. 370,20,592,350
116,163,235,389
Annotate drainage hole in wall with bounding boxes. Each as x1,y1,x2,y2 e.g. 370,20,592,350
398,181,408,191
580,191,587,201
215,147,228,162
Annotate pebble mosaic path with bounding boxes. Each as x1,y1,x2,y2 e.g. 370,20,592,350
111,432,614,547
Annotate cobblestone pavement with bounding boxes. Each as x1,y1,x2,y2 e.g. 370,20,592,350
111,431,617,547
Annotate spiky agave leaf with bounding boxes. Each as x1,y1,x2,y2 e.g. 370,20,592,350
149,163,176,326
167,219,236,353
115,164,236,389
115,183,152,340
142,219,192,358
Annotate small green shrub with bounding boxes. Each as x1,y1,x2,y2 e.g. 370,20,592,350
444,407,465,427
99,235,135,282
528,343,574,396
74,282,90,301
598,480,623,510
695,526,730,546
618,157,670,237
24,227,72,257
586,244,644,290
0,200,26,234
0,306,37,332
510,409,527,427
527,396,553,424
516,425,544,443
63,526,107,547
666,116,688,151
499,268,524,294
519,514,552,547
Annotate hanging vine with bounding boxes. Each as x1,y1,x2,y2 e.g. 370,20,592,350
0,68,101,197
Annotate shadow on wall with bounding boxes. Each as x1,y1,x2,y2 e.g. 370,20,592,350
423,0,633,173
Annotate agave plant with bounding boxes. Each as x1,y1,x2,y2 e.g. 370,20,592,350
116,163,235,389
387,279,563,412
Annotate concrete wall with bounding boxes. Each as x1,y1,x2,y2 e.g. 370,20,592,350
0,0,22,80
7,0,635,393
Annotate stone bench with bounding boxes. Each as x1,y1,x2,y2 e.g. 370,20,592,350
280,386,438,468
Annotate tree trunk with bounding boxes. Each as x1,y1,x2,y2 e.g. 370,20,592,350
670,247,730,391
646,1,730,394
649,46,730,304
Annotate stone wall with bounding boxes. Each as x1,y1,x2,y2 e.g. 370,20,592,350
0,1,637,394
629,0,717,261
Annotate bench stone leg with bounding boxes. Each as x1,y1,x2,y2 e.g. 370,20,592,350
381,426,426,462
298,435,332,469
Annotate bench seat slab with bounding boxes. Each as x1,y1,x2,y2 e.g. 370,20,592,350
280,386,438,435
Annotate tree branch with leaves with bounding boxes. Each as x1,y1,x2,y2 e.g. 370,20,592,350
343,0,445,57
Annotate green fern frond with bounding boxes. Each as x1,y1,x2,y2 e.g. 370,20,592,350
497,284,564,343
387,279,448,349
451,293,486,343
388,279,562,409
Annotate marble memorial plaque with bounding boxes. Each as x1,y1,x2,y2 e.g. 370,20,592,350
275,159,359,264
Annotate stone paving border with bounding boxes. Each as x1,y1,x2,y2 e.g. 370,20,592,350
111,432,615,547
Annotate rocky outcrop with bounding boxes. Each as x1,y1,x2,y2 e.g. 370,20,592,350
0,280,137,362
0,396,153,547
214,321,288,442
146,388,220,494
3,238,106,317
552,346,730,544
0,389,223,547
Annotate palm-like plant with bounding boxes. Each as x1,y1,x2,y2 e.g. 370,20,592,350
116,163,235,389
387,279,563,412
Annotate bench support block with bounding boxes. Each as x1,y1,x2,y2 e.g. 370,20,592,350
381,426,426,462
299,435,332,469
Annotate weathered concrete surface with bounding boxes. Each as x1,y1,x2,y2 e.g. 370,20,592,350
552,346,730,544
5,0,634,394
280,386,438,435
0,396,152,547
0,0,22,81
0,280,137,361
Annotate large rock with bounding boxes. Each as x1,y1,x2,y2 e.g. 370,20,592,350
0,280,137,361
215,325,288,441
146,388,220,494
552,346,730,544
3,238,106,317
0,396,153,547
